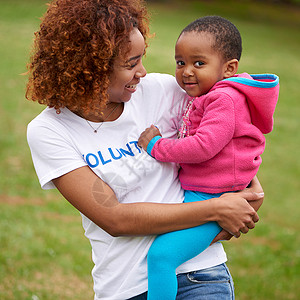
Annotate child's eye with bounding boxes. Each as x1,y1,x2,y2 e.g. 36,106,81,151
195,61,204,67
176,60,185,66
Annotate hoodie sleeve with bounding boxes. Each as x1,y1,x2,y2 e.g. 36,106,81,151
150,92,235,164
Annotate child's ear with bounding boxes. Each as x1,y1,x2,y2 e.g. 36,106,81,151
223,59,239,78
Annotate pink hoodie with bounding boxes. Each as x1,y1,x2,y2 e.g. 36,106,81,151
148,73,279,193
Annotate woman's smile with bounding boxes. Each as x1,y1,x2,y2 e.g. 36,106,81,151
125,83,138,92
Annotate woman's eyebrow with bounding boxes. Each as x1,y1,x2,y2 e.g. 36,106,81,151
127,55,142,63
126,50,146,63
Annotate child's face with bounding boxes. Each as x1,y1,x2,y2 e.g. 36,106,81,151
175,31,227,97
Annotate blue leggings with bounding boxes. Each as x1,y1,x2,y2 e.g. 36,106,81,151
147,190,223,300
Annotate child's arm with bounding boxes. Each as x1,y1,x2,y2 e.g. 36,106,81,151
138,94,235,163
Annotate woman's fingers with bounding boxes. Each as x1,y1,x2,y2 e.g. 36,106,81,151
247,176,263,194
210,230,233,244
239,226,249,234
236,220,256,237
252,212,259,223
240,190,264,202
233,231,240,238
247,221,256,229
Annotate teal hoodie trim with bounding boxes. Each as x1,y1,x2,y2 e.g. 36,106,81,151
147,135,162,157
224,74,279,88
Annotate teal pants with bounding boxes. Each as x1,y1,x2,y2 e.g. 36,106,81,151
147,190,223,300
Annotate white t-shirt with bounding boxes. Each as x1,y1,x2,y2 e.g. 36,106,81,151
27,73,227,300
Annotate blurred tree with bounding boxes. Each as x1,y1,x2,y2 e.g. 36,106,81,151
145,0,300,6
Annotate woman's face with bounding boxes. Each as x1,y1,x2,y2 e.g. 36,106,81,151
108,28,147,104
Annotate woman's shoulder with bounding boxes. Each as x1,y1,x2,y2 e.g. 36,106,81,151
140,73,185,98
28,108,55,131
141,73,178,88
28,107,74,128
27,107,74,142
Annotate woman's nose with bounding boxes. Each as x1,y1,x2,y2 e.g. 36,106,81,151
135,63,147,78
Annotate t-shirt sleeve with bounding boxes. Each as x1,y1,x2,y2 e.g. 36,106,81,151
143,73,188,136
27,119,87,189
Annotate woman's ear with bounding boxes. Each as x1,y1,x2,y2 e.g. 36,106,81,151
223,59,239,79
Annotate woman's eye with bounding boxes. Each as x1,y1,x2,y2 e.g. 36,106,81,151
123,60,139,69
127,62,138,69
129,63,137,69
195,61,204,67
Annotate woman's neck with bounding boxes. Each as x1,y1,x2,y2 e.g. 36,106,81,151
73,102,124,122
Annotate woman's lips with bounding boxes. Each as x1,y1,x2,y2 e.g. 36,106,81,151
125,84,138,92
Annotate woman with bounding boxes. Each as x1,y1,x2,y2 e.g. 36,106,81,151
26,0,263,299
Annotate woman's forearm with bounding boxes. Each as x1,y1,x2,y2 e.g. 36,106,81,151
73,193,258,238
53,166,215,236
113,178,263,237
53,166,261,237
107,201,215,236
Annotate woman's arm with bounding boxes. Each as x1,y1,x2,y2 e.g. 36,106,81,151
53,166,261,237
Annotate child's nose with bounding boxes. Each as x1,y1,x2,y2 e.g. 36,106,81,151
183,66,194,77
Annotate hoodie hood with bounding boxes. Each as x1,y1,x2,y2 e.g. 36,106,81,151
213,73,279,134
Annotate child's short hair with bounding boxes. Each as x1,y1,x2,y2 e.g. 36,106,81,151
180,16,242,61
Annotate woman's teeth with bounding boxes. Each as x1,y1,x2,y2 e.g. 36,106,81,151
126,84,137,89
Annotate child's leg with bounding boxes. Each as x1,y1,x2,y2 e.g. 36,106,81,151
147,191,223,300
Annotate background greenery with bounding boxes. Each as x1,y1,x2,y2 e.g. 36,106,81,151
0,0,299,299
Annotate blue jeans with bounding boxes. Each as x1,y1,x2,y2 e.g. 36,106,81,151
127,263,235,300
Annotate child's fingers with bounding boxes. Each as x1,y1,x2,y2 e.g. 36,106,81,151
138,125,161,150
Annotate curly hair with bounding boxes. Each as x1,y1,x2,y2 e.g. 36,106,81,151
26,0,149,115
180,16,242,61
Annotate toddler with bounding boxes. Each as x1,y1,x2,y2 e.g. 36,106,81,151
138,16,279,300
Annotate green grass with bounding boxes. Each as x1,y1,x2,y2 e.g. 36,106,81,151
0,0,299,299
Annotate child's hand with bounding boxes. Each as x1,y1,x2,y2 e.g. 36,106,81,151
138,125,161,151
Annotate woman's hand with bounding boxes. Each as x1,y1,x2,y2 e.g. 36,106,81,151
138,125,161,151
212,190,263,238
243,176,264,212
211,176,264,243
211,230,233,244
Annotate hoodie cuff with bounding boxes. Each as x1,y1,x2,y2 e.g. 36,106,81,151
146,136,162,157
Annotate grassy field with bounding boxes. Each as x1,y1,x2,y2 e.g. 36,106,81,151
0,0,299,299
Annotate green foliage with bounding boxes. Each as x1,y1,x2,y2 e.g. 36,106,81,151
0,0,299,299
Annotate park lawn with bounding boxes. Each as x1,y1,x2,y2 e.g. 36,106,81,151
0,0,299,299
